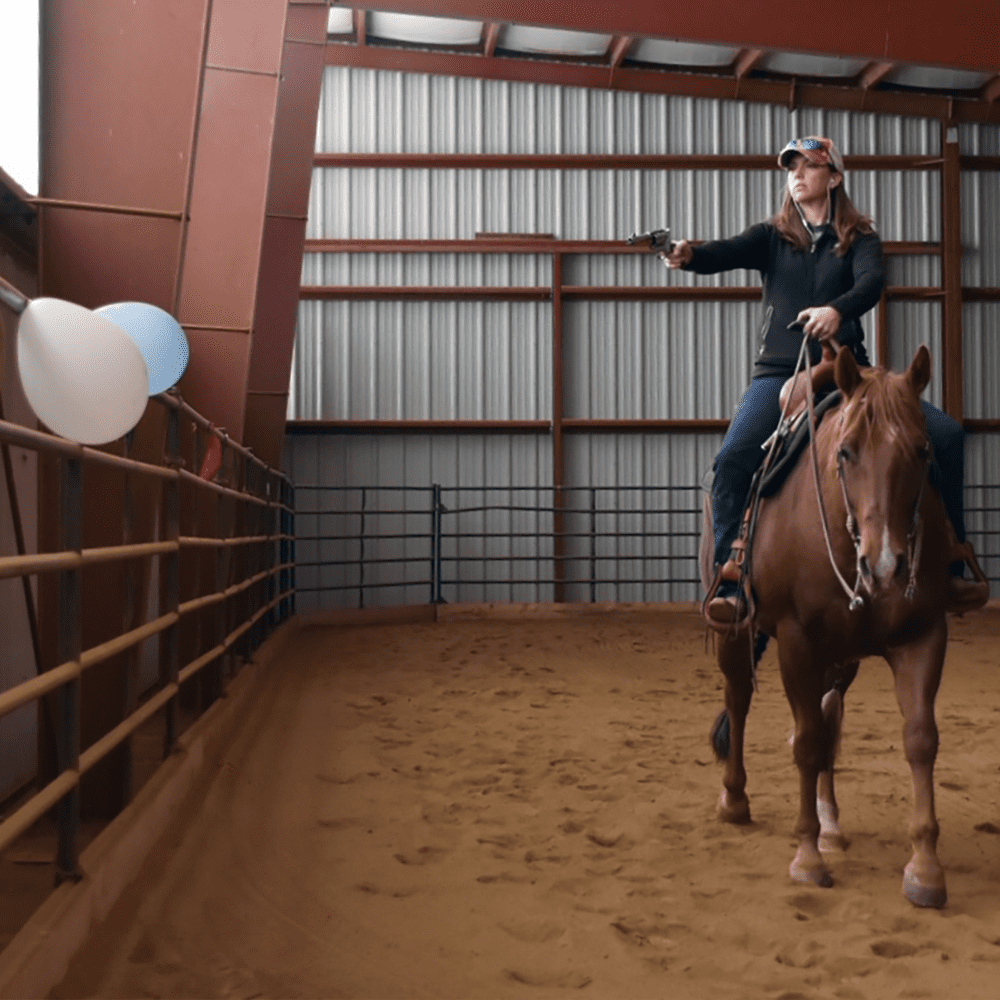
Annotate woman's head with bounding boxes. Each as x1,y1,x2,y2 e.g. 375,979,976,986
773,136,874,255
784,152,841,208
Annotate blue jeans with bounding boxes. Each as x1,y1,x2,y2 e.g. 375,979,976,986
711,376,967,570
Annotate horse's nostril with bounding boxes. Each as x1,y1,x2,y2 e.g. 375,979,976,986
859,556,872,580
895,554,909,581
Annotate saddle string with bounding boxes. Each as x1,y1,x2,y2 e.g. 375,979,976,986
733,350,809,678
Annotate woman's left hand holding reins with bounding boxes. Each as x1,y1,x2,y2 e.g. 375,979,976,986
795,305,841,341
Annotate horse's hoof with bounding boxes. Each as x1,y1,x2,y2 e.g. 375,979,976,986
790,861,834,888
903,867,947,909
717,790,751,824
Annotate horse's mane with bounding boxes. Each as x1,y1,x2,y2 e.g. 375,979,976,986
837,365,927,457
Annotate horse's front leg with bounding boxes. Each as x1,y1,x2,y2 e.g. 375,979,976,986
714,628,756,824
778,623,832,887
886,618,948,908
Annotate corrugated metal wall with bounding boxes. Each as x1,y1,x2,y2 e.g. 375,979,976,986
285,67,1000,610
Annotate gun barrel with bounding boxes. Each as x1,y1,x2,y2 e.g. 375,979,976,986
626,228,672,250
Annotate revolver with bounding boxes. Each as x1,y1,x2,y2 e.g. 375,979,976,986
626,228,676,253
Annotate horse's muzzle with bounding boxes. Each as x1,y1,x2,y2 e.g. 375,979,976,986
859,550,909,592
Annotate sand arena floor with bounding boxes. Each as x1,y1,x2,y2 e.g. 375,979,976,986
51,606,1000,1000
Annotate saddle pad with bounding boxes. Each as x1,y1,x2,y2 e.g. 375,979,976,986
759,390,843,498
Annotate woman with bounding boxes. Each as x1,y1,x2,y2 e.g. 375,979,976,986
664,136,987,623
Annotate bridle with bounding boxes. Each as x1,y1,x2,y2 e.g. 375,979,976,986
799,337,932,610
834,432,931,604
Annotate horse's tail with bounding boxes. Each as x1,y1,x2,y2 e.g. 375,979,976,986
819,687,844,772
709,631,770,762
710,709,731,762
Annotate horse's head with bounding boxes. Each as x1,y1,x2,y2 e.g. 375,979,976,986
831,346,932,596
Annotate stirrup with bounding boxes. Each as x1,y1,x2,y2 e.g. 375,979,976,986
702,559,754,633
947,544,990,614
945,524,990,615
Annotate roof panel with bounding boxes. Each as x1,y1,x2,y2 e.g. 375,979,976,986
630,38,738,68
761,52,869,78
502,25,612,57
369,12,484,46
887,65,992,91
327,8,353,34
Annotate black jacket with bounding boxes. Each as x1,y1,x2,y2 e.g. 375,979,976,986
684,221,884,379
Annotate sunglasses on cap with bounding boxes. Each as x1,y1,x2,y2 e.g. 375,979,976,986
777,137,843,173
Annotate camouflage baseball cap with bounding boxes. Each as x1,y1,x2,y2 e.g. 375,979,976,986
777,136,844,174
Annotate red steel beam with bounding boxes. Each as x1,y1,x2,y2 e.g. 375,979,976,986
352,1,1000,73
285,419,550,433
876,292,889,368
733,49,766,78
325,43,999,124
286,416,1000,435
483,21,500,57
858,61,897,90
313,152,945,170
563,419,729,433
304,238,943,255
285,418,731,433
299,284,952,302
299,285,551,301
980,75,1000,103
608,36,634,69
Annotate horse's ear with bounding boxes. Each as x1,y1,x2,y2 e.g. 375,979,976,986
834,345,862,397
906,345,931,397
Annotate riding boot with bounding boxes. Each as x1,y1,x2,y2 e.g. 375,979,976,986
943,519,990,614
707,580,749,625
707,535,750,625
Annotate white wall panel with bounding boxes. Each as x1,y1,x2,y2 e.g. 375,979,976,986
290,65,1000,608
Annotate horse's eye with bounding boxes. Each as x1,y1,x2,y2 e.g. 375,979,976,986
837,446,854,464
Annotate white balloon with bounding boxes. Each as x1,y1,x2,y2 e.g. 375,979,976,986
17,298,150,446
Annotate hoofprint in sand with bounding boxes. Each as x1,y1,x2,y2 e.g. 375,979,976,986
52,609,1000,1000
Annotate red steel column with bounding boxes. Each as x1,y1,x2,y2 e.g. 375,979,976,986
174,0,290,442
243,4,329,468
552,252,566,603
941,125,964,422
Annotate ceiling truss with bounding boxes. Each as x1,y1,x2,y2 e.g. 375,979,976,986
326,11,1000,124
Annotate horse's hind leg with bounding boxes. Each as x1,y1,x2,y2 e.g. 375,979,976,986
713,628,756,824
886,619,948,909
817,660,859,853
778,623,833,887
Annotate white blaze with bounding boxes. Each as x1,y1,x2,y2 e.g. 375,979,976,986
874,524,895,582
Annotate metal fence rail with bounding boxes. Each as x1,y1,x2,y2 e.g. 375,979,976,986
294,482,1000,609
0,391,296,877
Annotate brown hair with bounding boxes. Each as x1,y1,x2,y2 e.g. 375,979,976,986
772,180,876,256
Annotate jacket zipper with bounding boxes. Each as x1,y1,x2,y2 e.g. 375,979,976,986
758,304,774,355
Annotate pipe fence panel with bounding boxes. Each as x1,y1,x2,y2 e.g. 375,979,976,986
0,391,295,873
295,480,1000,610
294,482,709,607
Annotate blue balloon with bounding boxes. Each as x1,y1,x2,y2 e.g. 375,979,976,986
96,302,189,395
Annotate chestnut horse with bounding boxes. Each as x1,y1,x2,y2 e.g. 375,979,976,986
706,344,954,907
